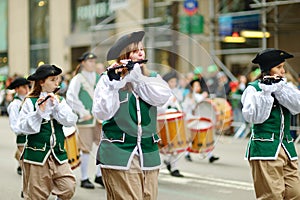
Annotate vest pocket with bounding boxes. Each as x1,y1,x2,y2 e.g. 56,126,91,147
252,132,274,142
152,134,161,143
102,132,125,143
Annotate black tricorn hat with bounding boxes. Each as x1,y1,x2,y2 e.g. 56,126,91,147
77,52,97,62
27,64,62,81
252,48,293,72
7,77,30,90
107,31,145,61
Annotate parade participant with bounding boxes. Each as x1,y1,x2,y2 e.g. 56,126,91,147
92,30,172,199
66,52,104,189
159,70,184,177
7,77,30,175
182,79,219,163
17,64,78,200
7,77,30,197
242,48,300,200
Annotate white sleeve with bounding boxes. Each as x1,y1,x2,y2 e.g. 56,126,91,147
66,75,90,118
274,83,300,115
17,98,43,135
52,98,78,127
241,85,274,124
133,74,172,107
92,75,121,121
7,100,23,135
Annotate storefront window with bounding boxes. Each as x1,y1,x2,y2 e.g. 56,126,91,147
0,0,8,75
29,0,49,71
71,0,113,33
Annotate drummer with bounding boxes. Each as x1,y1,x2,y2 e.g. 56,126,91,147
158,70,184,177
182,79,219,163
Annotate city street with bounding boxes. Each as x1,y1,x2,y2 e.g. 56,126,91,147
0,115,283,200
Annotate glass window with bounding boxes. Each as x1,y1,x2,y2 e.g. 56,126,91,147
29,0,49,71
0,0,8,75
71,0,113,33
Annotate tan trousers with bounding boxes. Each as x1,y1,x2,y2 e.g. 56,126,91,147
23,155,76,200
77,124,101,153
249,147,300,200
101,156,159,200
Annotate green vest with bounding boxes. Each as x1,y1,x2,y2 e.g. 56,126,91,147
14,95,27,145
22,97,68,165
77,73,100,126
245,80,297,160
97,89,161,169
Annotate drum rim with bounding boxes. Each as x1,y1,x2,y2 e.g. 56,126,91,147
187,117,213,131
157,111,185,121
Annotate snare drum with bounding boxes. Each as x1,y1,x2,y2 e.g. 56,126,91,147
193,98,233,132
63,126,81,170
157,112,188,153
187,118,214,153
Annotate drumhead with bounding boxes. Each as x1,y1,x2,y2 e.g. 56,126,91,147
157,112,184,121
187,118,212,131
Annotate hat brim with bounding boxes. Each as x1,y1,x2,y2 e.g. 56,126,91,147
107,31,145,61
27,65,62,81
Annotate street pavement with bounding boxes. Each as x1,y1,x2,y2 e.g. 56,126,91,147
2,116,298,199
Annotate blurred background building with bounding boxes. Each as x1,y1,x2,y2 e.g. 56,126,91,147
1,0,300,80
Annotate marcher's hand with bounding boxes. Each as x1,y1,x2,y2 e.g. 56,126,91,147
259,82,278,95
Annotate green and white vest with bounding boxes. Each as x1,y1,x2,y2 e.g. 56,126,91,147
97,89,161,170
21,97,68,165
245,80,297,160
77,73,100,126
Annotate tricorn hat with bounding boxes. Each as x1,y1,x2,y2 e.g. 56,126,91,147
77,52,97,62
252,48,293,72
7,77,30,90
107,31,145,61
27,64,62,81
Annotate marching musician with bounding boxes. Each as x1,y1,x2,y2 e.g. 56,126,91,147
241,48,300,199
17,64,78,200
92,30,171,199
182,79,219,163
158,70,184,177
7,77,30,197
66,52,104,189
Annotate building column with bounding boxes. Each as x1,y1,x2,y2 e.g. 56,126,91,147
8,0,30,77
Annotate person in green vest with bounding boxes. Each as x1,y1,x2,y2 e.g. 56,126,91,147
7,77,30,197
241,48,300,200
66,52,104,189
92,30,172,200
17,64,78,200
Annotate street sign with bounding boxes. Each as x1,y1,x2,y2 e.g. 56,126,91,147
183,0,198,16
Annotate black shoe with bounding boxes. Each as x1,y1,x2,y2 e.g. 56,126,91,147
170,170,184,177
21,191,24,198
163,161,171,172
185,154,192,162
209,156,219,163
17,166,22,175
94,176,105,188
80,179,95,189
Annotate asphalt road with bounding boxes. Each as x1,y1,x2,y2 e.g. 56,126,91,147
0,116,276,200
